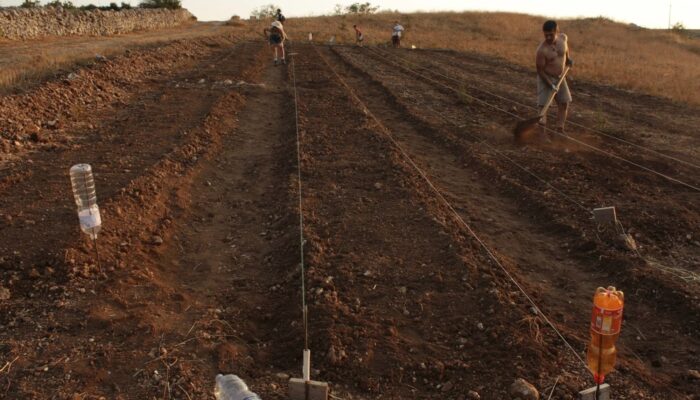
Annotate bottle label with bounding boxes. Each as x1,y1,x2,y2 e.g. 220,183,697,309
590,304,623,335
78,205,101,229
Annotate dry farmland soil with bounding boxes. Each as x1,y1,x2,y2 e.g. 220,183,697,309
0,37,698,399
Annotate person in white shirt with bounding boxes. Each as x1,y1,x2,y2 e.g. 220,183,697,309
391,21,404,48
263,21,288,65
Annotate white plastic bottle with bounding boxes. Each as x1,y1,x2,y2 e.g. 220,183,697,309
214,374,261,400
69,164,101,239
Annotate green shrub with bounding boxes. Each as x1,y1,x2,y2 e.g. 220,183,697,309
20,0,41,8
138,0,182,9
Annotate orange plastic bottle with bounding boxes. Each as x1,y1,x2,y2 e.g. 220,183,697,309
586,286,624,384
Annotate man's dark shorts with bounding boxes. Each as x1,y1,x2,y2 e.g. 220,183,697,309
269,34,282,45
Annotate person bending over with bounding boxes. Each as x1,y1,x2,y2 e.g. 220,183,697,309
264,20,288,65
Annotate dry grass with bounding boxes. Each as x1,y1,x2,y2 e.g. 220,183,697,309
239,11,700,106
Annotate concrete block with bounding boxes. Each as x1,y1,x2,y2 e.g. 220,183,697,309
578,384,610,400
289,378,329,400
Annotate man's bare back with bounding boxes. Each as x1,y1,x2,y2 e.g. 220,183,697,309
536,33,568,78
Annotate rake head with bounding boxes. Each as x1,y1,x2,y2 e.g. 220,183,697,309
513,116,542,143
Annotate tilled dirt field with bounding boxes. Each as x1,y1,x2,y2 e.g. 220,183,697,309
0,35,698,399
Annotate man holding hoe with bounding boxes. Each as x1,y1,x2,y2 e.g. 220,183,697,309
535,20,573,137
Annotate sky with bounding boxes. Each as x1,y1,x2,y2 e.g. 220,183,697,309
2,1,699,29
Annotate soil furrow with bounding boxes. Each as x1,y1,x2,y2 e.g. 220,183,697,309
0,39,289,398
293,43,600,399
334,46,699,274
322,45,699,398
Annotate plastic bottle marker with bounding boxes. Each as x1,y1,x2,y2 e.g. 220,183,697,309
586,286,624,386
69,164,102,240
69,163,102,270
214,374,261,400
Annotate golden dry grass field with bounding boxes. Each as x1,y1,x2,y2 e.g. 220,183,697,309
240,11,700,106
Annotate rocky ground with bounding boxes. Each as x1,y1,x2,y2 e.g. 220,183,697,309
0,33,698,399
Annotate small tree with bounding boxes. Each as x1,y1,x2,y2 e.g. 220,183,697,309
139,0,181,9
250,4,278,19
20,0,41,8
672,22,686,33
345,2,379,14
121,2,132,9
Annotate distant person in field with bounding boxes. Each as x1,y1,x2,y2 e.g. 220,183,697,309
276,9,286,23
391,21,404,48
536,20,574,135
263,20,288,65
353,24,364,46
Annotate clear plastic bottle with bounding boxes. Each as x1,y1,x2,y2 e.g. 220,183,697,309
69,164,101,240
214,374,261,400
586,286,624,384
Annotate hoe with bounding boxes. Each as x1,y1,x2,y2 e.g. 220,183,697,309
513,66,570,142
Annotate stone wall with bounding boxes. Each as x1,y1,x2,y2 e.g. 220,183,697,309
0,7,195,40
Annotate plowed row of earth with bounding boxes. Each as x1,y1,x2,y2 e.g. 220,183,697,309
0,34,698,400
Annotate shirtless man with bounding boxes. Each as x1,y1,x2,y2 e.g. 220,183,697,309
353,25,364,46
536,20,573,135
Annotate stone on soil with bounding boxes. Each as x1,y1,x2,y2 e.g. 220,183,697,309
510,378,539,400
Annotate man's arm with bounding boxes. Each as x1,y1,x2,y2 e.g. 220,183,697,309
536,48,556,89
563,34,573,66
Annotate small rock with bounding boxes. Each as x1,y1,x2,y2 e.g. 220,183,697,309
198,78,206,84
373,182,383,189
617,233,637,251
29,268,41,279
0,286,10,300
95,54,107,62
529,306,538,315
510,378,539,400
467,390,481,399
476,322,484,331
29,131,42,142
327,345,341,365
387,326,398,337
224,79,233,85
151,235,164,245
67,72,78,81
441,381,454,392
689,369,700,380
397,286,407,294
